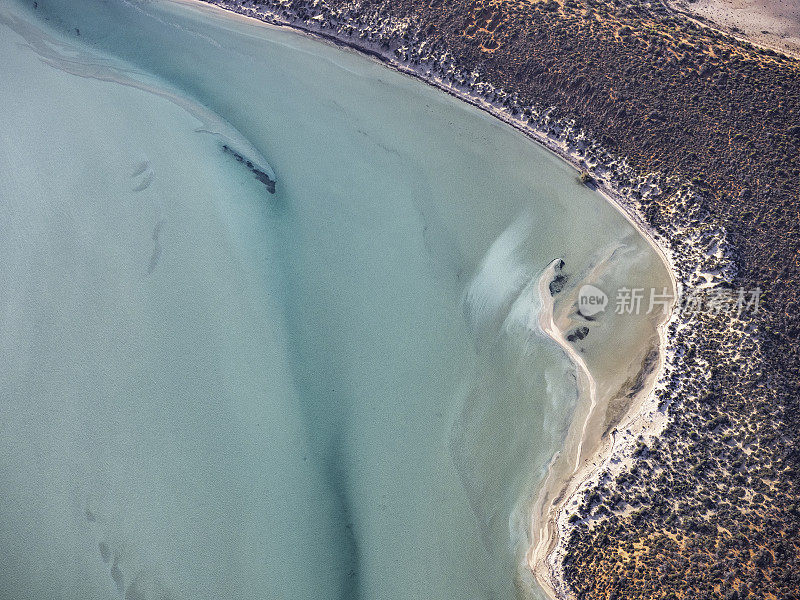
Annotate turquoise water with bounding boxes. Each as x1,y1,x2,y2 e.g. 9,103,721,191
0,1,668,599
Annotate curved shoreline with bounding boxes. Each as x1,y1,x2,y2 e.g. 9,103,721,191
175,2,680,598
528,258,675,599
528,259,600,598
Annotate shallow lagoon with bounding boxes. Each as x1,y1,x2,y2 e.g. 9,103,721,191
0,1,669,598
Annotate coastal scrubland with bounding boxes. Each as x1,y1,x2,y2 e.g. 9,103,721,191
203,0,800,597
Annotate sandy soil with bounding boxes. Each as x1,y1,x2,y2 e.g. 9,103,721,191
669,0,800,58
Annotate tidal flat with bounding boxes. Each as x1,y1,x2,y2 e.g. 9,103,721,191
0,1,671,598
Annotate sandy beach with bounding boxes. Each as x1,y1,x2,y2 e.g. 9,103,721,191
527,256,676,599
171,2,680,598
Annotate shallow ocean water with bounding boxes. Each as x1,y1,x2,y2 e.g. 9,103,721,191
0,1,669,599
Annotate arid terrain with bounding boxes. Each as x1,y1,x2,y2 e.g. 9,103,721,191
669,0,800,58
204,1,800,598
